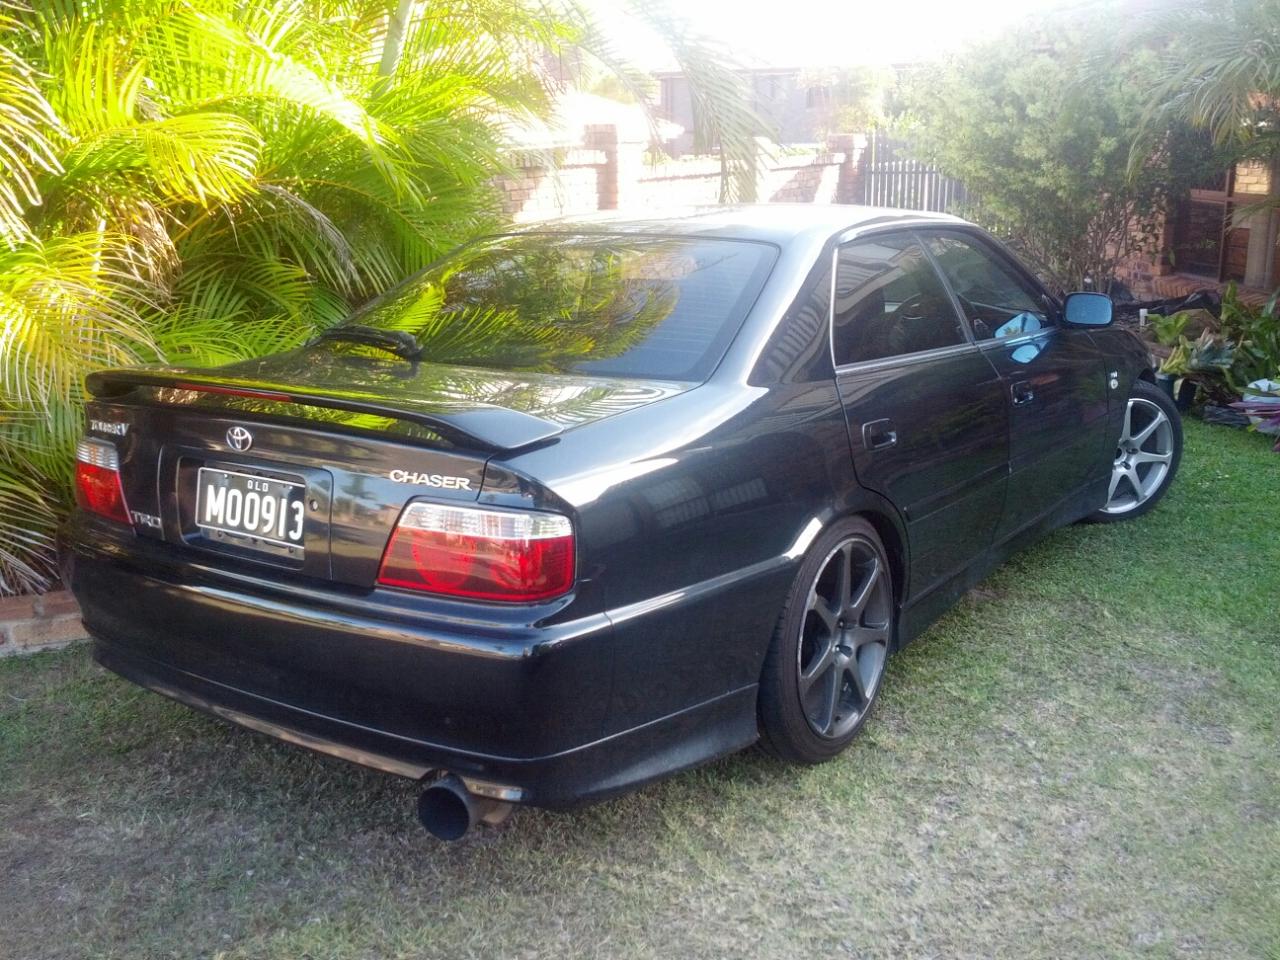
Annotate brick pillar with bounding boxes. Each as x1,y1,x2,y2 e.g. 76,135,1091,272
586,124,651,211
830,133,868,205
585,124,619,210
1243,156,1280,289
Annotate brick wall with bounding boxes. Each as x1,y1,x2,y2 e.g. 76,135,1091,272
1234,159,1271,196
0,591,87,657
496,127,860,221
499,148,606,222
1120,156,1278,295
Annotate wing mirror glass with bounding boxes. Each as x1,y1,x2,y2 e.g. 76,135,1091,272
1063,291,1113,327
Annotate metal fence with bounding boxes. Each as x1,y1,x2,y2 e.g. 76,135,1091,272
860,131,969,213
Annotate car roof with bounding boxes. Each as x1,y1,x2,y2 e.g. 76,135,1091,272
514,204,969,247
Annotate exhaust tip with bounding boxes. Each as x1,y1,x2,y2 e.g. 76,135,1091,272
417,774,516,841
417,776,473,841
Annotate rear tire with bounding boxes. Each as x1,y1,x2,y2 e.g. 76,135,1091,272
758,517,894,764
1089,380,1182,523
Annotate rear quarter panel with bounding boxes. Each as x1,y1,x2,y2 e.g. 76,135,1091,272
493,380,862,734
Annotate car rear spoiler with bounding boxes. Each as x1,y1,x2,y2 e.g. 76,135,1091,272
85,369,564,453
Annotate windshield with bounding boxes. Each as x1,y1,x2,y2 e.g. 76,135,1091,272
341,233,778,382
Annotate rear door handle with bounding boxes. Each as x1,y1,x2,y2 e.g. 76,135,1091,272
862,418,898,450
1010,380,1035,406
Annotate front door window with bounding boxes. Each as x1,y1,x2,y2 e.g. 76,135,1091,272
920,234,1052,342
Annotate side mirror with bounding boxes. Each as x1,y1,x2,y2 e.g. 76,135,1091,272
1063,291,1113,328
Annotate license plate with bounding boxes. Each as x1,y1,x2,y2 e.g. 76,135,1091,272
196,467,306,549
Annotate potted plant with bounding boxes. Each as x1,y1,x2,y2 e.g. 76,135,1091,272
1156,338,1196,409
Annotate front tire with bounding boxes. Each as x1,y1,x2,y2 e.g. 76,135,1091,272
758,517,894,764
1089,379,1182,523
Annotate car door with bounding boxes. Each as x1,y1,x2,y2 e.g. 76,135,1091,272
831,232,1009,600
918,230,1111,541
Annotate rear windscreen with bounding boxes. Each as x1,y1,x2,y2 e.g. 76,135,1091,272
344,233,778,382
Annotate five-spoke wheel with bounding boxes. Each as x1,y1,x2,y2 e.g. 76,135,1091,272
797,538,891,739
759,517,894,763
1092,380,1182,522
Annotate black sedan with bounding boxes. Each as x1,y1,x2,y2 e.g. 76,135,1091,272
65,206,1182,839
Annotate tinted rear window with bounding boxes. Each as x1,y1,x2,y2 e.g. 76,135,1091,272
345,234,778,381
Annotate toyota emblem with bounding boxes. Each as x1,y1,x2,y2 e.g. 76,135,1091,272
225,426,254,452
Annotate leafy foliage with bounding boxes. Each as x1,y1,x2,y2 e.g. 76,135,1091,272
1158,284,1280,410
0,0,559,592
896,13,1197,289
1151,311,1192,346
1130,0,1280,163
1217,282,1280,391
798,65,890,139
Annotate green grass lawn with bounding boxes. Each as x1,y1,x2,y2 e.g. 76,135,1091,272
2,420,1277,960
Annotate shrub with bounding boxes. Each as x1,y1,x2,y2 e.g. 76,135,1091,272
895,12,1199,290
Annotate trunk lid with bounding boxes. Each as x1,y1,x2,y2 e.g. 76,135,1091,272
83,347,687,587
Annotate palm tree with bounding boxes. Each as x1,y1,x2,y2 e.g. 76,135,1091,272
1128,0,1280,295
0,0,768,594
1132,0,1280,154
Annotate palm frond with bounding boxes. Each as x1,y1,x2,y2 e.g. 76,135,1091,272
1129,0,1280,155
0,456,59,595
0,3,61,245
0,232,158,407
621,2,771,202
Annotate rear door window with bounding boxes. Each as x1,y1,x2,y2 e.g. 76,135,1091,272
832,235,969,366
346,234,778,382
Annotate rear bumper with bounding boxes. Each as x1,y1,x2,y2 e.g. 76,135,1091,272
67,524,758,808
90,638,756,808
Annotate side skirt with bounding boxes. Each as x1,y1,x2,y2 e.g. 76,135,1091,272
896,478,1105,648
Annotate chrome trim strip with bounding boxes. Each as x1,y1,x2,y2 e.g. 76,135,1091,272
975,327,1058,350
832,341,980,376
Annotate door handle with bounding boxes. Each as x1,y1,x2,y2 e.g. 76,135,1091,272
1010,380,1036,406
862,418,898,451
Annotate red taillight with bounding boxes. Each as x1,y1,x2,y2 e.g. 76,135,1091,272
75,439,131,525
377,502,575,602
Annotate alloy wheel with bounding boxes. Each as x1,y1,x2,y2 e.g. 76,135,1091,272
1102,397,1174,515
797,537,892,739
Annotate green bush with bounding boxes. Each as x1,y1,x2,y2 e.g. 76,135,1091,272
1159,285,1280,406
895,11,1207,290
